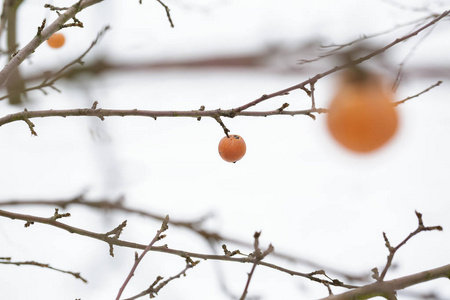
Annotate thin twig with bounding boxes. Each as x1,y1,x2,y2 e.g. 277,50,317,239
213,115,230,137
116,215,170,300
240,232,274,300
299,14,436,65
0,257,87,283
392,25,436,91
156,0,174,28
378,211,443,281
394,81,442,106
123,263,195,300
21,109,37,136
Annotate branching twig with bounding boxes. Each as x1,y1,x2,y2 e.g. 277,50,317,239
123,262,195,300
319,264,450,300
0,196,366,282
115,215,169,300
240,232,274,300
0,208,356,288
0,257,87,283
392,25,436,92
377,211,443,281
105,220,128,256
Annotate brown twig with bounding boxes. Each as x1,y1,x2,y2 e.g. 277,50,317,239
156,0,174,28
392,26,436,92
239,232,274,300
213,115,230,137
123,262,195,300
377,211,443,281
0,196,365,282
0,104,327,133
0,257,87,283
319,264,450,300
116,215,169,300
394,81,442,106
0,208,356,288
21,108,37,136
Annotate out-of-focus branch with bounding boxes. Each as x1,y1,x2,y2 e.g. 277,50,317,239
234,9,450,112
300,14,437,65
5,0,25,105
0,0,105,88
0,26,110,101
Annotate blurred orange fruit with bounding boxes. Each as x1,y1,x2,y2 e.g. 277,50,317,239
47,33,65,48
326,69,399,153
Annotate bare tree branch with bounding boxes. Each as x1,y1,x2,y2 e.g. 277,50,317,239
0,257,88,283
377,211,443,281
0,196,367,282
123,263,195,300
116,216,169,300
319,264,450,300
0,208,356,288
0,104,327,136
240,232,274,300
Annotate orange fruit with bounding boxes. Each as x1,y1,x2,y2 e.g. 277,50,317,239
218,135,246,163
326,69,399,153
47,33,65,48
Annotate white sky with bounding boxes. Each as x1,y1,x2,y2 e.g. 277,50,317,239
1,1,449,300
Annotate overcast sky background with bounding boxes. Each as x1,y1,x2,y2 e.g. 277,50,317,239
1,0,449,299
